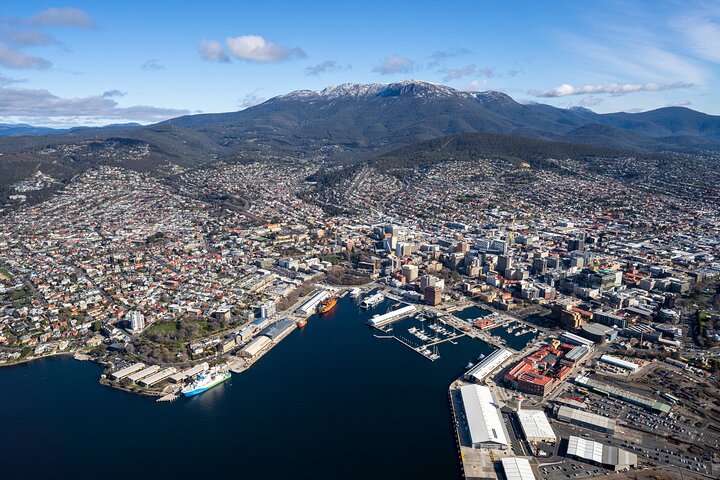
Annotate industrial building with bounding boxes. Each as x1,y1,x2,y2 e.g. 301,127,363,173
465,348,513,383
139,367,177,387
575,374,671,413
561,345,590,365
296,289,330,316
459,384,510,450
555,405,616,434
110,362,145,380
366,304,417,328
559,332,595,348
169,362,209,383
127,365,161,383
500,457,536,480
565,436,637,472
599,355,640,372
259,317,294,340
239,335,272,358
517,409,556,443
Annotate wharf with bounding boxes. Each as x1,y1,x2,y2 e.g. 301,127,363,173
449,382,504,479
229,321,298,373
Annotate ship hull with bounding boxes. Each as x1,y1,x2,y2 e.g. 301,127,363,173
182,372,231,397
318,297,337,314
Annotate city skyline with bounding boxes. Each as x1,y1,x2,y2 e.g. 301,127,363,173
1,1,719,126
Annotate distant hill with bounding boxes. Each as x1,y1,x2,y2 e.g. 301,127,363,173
310,131,668,187
1,80,719,204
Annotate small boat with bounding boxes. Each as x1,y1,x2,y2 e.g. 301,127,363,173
477,353,486,360
466,362,474,369
318,296,337,314
297,318,307,328
349,288,361,298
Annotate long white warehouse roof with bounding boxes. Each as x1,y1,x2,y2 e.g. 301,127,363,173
599,354,639,371
501,457,537,480
240,335,271,357
466,348,513,383
127,365,161,382
367,305,417,327
139,367,177,387
459,384,509,448
169,362,209,382
296,290,330,314
110,362,145,380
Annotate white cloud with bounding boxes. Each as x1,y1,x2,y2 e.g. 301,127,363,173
27,7,95,28
0,86,189,123
427,48,471,67
373,54,415,75
0,28,56,46
239,91,266,108
666,100,692,107
102,89,126,98
198,38,229,63
677,15,720,63
225,35,305,62
533,81,693,97
442,64,478,81
0,42,50,69
305,60,350,76
141,59,165,71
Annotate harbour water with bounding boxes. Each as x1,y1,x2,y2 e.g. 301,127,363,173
0,295,493,480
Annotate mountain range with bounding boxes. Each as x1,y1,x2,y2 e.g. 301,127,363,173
1,80,719,203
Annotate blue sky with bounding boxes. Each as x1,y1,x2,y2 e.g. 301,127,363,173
1,1,719,126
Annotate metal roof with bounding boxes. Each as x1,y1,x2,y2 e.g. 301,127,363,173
517,409,556,441
567,436,637,468
556,405,616,432
466,348,513,382
567,436,603,463
459,384,509,448
501,457,536,480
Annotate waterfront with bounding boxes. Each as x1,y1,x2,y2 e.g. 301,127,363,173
0,296,492,480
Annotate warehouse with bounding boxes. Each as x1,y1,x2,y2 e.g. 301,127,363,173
459,384,510,449
465,348,513,383
559,332,595,348
239,335,272,358
565,436,637,472
561,345,590,365
259,318,294,341
501,457,536,480
517,409,556,443
139,367,177,387
127,365,160,382
296,289,330,316
556,405,616,434
599,354,639,372
366,304,417,328
110,362,145,380
169,362,209,383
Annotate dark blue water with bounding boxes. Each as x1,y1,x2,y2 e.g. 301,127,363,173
490,321,539,350
453,305,492,321
0,296,491,480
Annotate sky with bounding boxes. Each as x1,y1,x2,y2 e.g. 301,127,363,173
1,1,719,127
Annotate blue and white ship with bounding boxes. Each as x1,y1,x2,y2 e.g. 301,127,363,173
181,368,231,397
